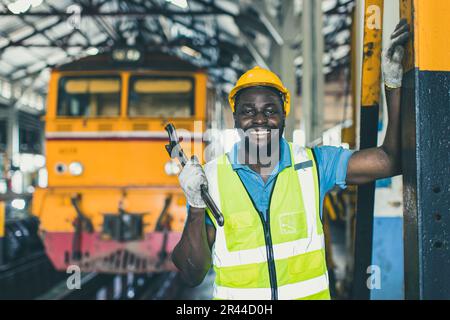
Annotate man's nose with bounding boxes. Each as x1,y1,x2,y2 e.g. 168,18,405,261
252,111,268,124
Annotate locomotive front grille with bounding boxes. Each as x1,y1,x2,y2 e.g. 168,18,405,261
70,248,164,274
102,213,144,242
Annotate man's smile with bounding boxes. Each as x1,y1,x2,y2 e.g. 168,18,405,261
245,128,276,142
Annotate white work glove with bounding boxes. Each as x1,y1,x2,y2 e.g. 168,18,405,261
178,157,207,209
382,19,410,89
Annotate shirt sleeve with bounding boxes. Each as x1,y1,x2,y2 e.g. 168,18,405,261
205,212,214,226
186,203,214,226
313,146,354,195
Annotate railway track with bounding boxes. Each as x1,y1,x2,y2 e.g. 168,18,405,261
0,245,184,300
138,272,182,300
36,271,184,300
0,251,65,299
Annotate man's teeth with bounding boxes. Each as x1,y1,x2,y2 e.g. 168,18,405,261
250,131,270,136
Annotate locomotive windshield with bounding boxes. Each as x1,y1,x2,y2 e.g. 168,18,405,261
128,77,194,117
57,76,121,117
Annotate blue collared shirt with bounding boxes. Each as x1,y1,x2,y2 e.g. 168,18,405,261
204,138,354,226
226,138,292,220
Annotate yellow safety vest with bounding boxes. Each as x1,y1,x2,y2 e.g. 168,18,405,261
204,143,330,300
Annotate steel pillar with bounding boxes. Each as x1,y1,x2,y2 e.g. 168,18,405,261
268,0,301,141
400,0,450,300
301,0,324,143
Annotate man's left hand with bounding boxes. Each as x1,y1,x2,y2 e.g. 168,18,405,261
383,19,410,89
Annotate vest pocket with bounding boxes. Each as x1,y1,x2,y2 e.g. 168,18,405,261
217,263,262,288
275,211,308,241
225,211,261,251
229,211,256,229
287,249,326,282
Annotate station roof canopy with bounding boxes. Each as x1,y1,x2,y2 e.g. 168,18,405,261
0,0,354,97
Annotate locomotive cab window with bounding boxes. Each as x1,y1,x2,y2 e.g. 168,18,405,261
57,77,121,117
128,77,194,117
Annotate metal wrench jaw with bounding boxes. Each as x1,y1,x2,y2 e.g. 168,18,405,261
165,143,188,167
165,124,188,166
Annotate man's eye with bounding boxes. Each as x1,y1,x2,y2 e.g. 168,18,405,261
243,109,255,115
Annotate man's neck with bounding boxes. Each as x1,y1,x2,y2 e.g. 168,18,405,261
237,141,281,177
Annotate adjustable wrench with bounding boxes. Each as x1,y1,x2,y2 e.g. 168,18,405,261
165,124,224,227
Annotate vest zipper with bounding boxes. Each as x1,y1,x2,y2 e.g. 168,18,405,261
257,209,278,300
264,175,279,300
234,173,279,300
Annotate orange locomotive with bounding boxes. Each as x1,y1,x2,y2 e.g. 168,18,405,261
32,51,213,273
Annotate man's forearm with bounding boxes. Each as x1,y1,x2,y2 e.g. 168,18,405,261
172,207,212,287
347,86,402,184
380,86,402,176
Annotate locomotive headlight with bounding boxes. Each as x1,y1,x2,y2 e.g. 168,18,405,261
69,162,84,176
111,48,142,62
164,160,181,176
11,199,26,210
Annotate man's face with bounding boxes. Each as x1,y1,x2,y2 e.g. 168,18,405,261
233,86,286,152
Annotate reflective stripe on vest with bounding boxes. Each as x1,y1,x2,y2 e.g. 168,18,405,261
204,143,330,300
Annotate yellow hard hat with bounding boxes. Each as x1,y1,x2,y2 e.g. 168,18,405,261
228,66,291,115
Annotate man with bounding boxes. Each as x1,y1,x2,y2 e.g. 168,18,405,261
172,20,410,300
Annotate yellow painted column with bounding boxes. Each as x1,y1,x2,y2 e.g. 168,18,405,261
0,201,5,265
361,0,384,107
0,201,4,238
352,0,384,300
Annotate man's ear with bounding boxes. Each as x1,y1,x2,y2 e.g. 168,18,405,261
281,112,286,128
